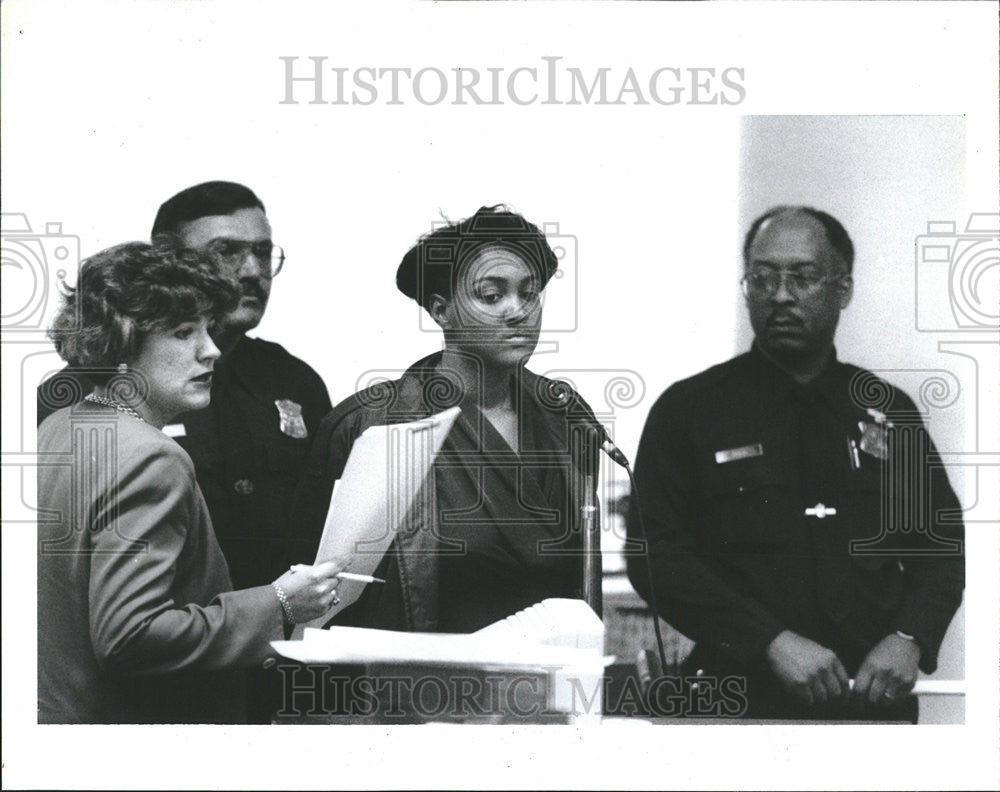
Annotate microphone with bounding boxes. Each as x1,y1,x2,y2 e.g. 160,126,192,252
552,380,632,468
559,392,667,677
596,426,631,469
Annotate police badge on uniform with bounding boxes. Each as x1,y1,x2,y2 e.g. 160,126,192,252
857,407,891,461
275,399,308,439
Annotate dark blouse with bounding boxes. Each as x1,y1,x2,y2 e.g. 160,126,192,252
432,394,580,632
291,352,601,634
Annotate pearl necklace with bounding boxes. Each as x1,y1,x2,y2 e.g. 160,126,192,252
84,393,146,423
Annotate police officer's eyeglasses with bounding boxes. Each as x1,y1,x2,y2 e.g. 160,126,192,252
741,267,845,299
204,239,286,277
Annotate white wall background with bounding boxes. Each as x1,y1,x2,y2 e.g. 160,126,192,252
0,5,977,724
3,0,998,787
3,8,746,460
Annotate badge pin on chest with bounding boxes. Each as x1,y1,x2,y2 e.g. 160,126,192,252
275,399,308,439
858,407,892,461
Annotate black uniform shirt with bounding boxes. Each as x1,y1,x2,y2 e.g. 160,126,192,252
626,345,964,676
169,336,331,588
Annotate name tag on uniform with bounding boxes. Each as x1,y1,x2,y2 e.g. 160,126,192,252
275,399,308,439
163,423,187,438
714,443,764,464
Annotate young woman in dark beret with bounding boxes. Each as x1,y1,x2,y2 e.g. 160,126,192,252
292,206,602,633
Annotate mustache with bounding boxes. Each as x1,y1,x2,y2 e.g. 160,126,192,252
766,311,804,325
238,278,268,301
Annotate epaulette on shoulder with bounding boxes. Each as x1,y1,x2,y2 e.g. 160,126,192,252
662,355,744,406
243,337,328,386
243,336,286,357
319,373,415,432
323,389,378,427
840,362,919,415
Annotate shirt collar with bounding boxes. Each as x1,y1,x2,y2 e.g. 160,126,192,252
746,342,850,418
212,335,252,392
394,351,564,442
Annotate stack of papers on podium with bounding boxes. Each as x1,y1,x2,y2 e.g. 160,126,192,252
474,598,604,653
271,598,612,722
272,598,610,671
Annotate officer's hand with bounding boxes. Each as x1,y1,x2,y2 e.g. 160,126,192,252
272,557,349,623
852,634,920,710
765,630,850,706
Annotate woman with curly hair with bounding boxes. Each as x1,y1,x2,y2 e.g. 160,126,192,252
37,242,345,723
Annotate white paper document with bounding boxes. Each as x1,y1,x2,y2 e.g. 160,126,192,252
274,598,609,670
271,626,609,670
302,405,461,628
474,597,604,654
272,598,612,721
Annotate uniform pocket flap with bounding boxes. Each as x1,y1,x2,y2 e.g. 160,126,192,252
699,454,786,498
264,434,310,471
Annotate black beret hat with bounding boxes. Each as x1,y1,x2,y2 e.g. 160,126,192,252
396,205,559,309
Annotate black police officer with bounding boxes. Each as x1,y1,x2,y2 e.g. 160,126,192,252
627,206,964,721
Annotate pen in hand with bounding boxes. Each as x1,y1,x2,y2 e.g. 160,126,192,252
335,571,387,584
289,564,386,584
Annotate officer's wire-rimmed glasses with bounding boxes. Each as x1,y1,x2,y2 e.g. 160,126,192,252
741,267,848,300
204,239,286,278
